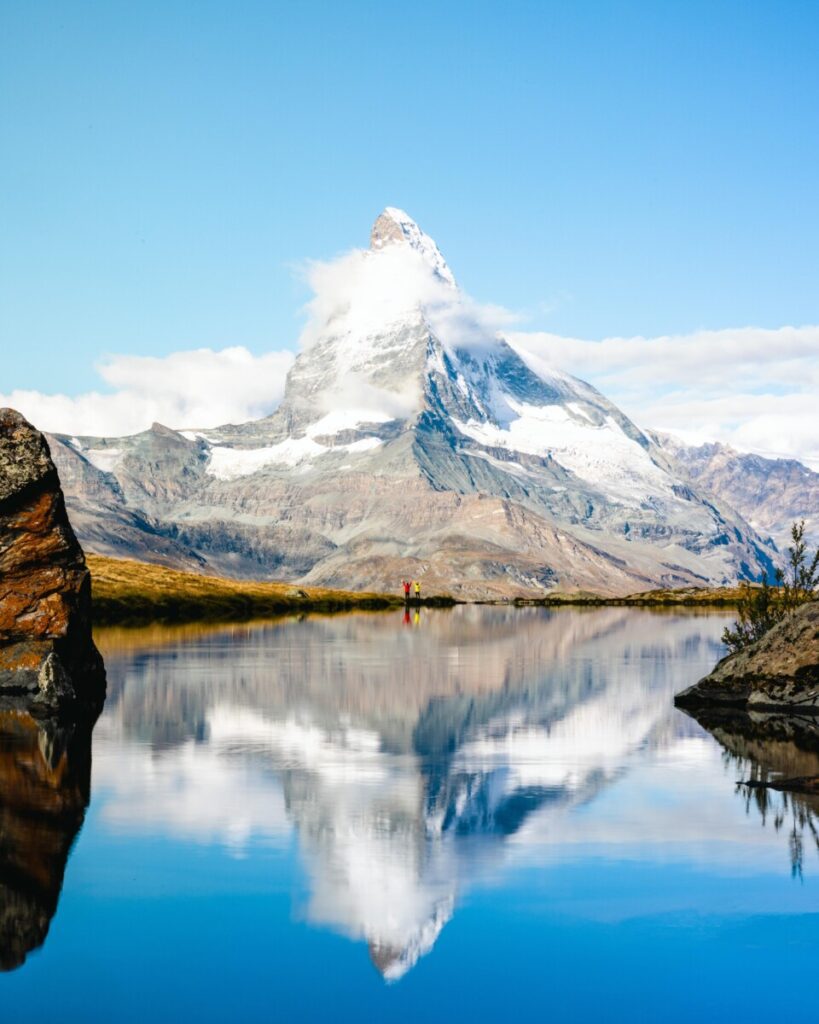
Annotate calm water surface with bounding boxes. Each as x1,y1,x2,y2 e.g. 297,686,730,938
2,606,819,1022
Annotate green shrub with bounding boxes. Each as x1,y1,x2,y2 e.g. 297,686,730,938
722,520,819,654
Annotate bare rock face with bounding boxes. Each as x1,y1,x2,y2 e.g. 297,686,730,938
0,409,105,711
675,601,819,711
651,432,819,552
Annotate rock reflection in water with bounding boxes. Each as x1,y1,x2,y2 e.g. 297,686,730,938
0,711,93,971
681,707,819,877
94,606,725,980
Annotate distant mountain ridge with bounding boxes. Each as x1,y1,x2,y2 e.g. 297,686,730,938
649,432,819,553
46,208,788,598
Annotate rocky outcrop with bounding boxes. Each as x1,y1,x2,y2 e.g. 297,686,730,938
675,600,819,711
0,409,105,711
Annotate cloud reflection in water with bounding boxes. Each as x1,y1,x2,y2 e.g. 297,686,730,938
91,606,782,979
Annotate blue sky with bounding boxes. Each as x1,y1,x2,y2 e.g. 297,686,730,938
1,1,817,461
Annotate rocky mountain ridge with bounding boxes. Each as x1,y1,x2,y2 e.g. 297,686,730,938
650,432,819,552
46,209,783,598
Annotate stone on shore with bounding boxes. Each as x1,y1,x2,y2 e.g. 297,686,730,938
675,600,819,711
0,409,105,711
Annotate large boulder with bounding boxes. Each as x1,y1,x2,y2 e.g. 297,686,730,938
0,409,105,711
675,600,819,711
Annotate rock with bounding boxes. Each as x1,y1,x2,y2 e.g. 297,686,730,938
675,600,819,711
0,409,105,711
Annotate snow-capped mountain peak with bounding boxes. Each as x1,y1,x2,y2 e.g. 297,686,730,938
47,209,781,597
370,207,456,287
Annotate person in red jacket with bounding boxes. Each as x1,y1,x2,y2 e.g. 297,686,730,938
402,579,411,602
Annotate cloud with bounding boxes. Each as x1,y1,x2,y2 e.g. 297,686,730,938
316,373,422,421
300,244,817,469
3,240,814,473
298,244,519,355
291,243,521,423
507,325,819,468
0,346,295,437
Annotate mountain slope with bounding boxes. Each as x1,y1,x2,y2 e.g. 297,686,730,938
48,209,779,598
651,432,819,552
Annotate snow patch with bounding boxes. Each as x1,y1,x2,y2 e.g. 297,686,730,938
207,438,327,480
207,435,383,480
566,402,594,423
306,409,391,438
462,449,531,477
83,448,124,473
343,437,383,453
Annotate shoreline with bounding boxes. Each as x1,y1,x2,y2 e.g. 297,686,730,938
87,554,455,625
87,554,746,626
510,586,749,608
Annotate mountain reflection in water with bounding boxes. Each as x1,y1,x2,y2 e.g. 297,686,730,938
93,605,730,980
5,605,819,993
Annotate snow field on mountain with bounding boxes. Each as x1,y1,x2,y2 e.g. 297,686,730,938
452,399,671,504
68,437,125,474
305,409,393,437
206,435,383,480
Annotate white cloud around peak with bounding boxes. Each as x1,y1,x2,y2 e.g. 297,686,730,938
0,346,294,438
297,244,519,354
2,239,815,473
297,243,818,469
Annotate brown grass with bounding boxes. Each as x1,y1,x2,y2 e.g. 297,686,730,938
87,554,406,625
86,552,749,625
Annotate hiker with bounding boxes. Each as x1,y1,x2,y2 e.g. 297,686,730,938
414,580,421,602
402,579,411,602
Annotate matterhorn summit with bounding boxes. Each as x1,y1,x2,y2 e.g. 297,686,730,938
370,206,457,286
47,209,776,597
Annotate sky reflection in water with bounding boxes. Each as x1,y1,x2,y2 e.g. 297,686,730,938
2,606,819,1022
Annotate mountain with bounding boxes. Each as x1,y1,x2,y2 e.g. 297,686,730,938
650,433,819,552
47,208,779,598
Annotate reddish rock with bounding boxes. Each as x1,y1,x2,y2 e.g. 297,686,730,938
0,409,105,710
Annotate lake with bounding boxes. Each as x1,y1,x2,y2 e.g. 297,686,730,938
2,605,818,1022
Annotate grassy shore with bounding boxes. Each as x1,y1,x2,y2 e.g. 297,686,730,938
87,554,751,625
512,585,755,608
87,554,414,625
